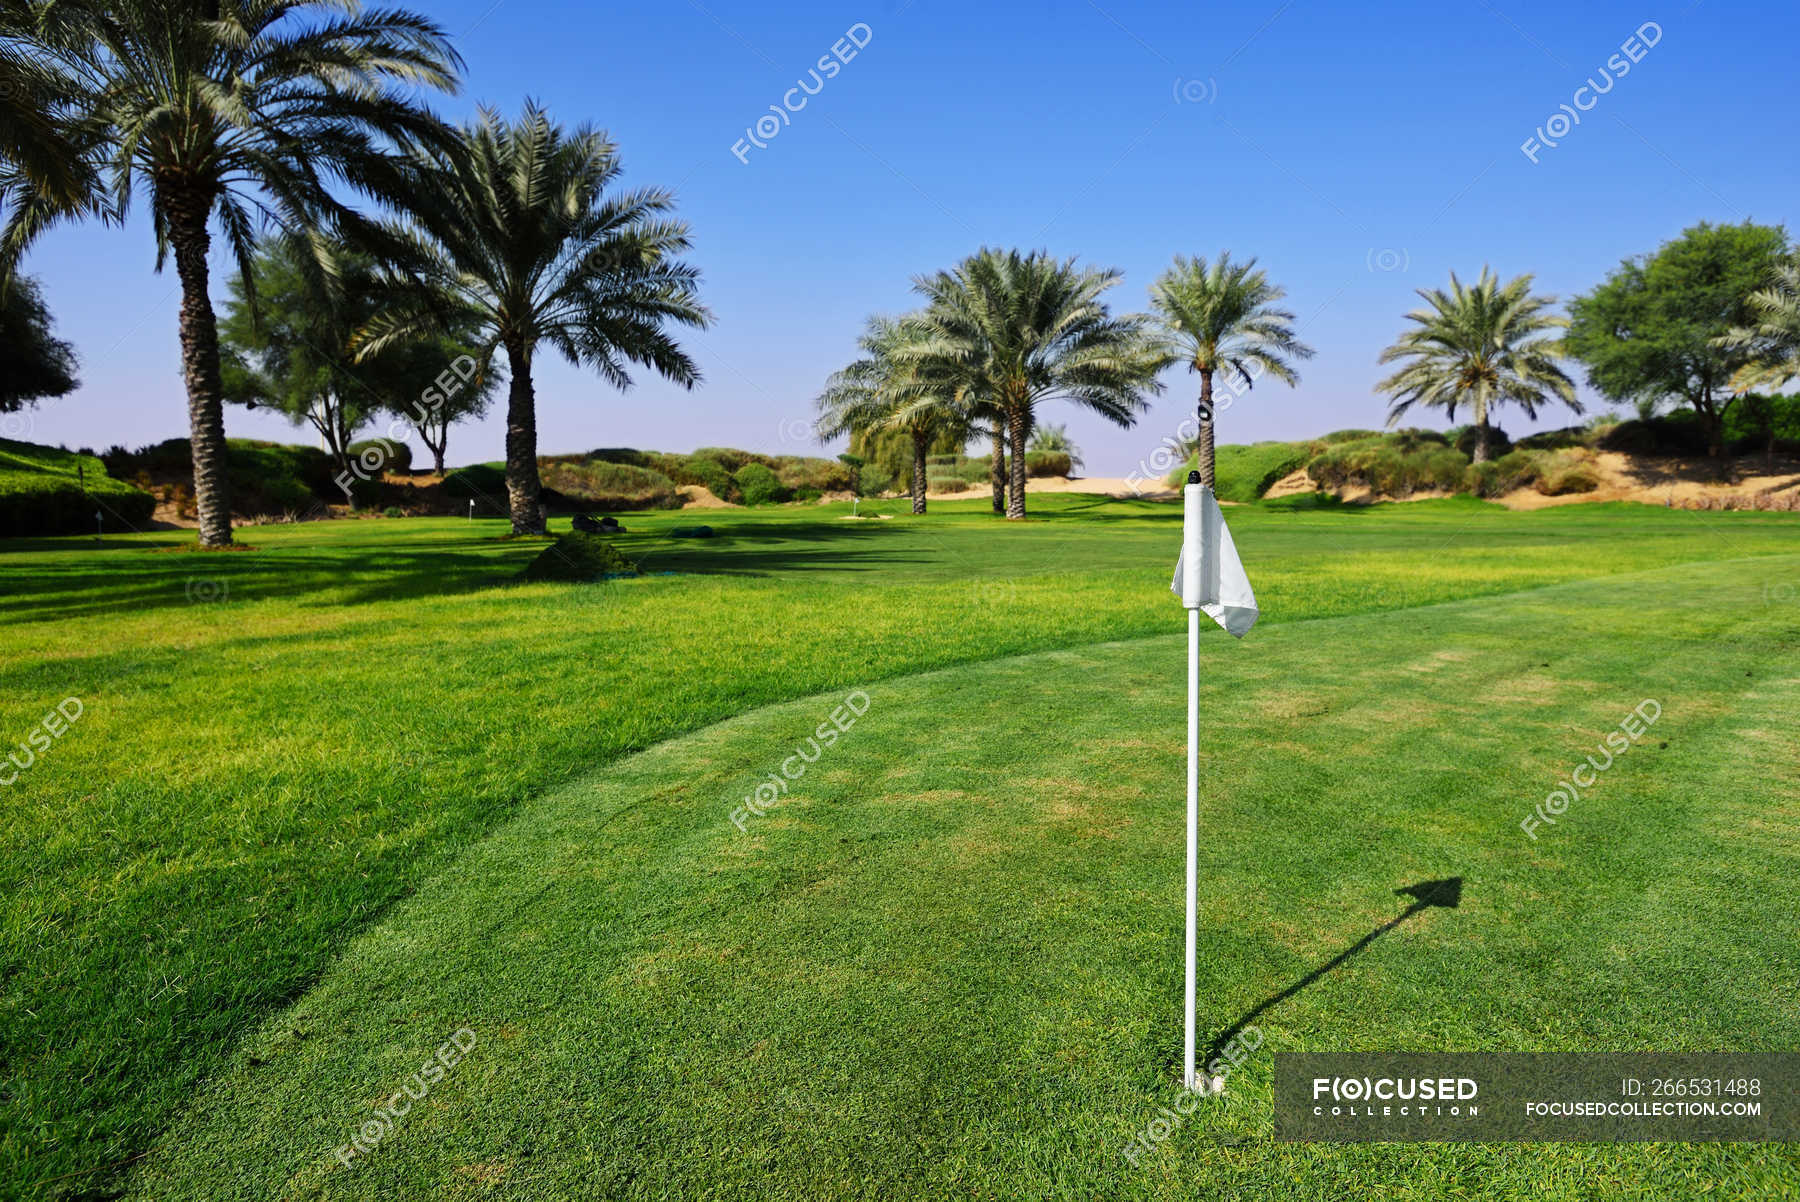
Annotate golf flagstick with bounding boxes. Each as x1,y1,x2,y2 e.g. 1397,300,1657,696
1170,467,1260,1092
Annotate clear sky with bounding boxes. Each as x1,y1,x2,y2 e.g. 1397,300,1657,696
14,0,1797,475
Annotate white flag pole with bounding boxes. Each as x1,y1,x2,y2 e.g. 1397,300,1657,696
1181,470,1203,1093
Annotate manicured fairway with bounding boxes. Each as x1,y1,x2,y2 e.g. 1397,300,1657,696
2,496,1798,1197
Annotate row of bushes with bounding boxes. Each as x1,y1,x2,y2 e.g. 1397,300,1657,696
1165,427,1609,501
583,447,855,500
102,438,344,515
1,439,157,536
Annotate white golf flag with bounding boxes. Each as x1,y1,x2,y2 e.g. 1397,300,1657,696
1170,482,1258,637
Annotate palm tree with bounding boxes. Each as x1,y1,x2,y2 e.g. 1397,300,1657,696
902,248,1165,519
4,0,462,546
1377,268,1579,462
1,0,104,259
1148,253,1312,490
1720,255,1800,393
816,314,963,514
359,104,710,534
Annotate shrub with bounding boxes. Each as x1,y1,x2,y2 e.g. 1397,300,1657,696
1463,451,1540,498
857,464,895,496
1163,441,1316,501
675,455,735,501
101,437,328,515
382,506,404,518
1515,426,1588,452
927,475,971,493
538,459,680,511
347,438,412,475
520,532,638,582
1306,439,1466,496
442,462,508,506
1024,450,1072,478
1595,413,1709,456
584,447,654,468
0,440,157,535
793,488,822,503
693,446,765,474
732,462,788,506
1534,450,1602,495
1318,428,1383,444
771,455,855,493
1450,425,1511,457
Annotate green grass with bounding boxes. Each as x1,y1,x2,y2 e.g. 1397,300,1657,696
3,494,1798,1197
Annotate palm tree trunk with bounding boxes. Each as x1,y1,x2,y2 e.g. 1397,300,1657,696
911,429,928,515
503,339,545,534
990,429,1006,515
1472,418,1493,464
164,194,234,547
1197,370,1216,491
1006,405,1029,520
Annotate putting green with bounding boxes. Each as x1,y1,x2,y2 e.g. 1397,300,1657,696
130,558,1800,1199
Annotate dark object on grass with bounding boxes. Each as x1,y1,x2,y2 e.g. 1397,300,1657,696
571,513,625,535
521,532,638,582
669,525,715,538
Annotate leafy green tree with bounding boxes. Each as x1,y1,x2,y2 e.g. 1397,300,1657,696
0,273,77,410
3,0,461,545
1567,221,1790,462
358,103,710,535
901,248,1165,519
382,335,498,476
220,233,494,493
1148,253,1312,488
1378,268,1578,462
220,235,386,490
817,314,964,514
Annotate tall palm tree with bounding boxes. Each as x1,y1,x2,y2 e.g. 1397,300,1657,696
1377,268,1579,462
359,104,710,534
1148,252,1312,490
4,0,462,546
816,313,962,514
902,248,1165,519
1720,254,1800,393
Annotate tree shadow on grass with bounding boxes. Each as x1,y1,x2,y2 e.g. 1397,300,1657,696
1200,877,1464,1068
0,519,925,624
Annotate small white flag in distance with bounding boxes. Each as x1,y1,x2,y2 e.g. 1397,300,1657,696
1170,483,1259,637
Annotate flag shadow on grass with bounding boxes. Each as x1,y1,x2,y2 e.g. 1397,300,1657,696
1201,877,1463,1068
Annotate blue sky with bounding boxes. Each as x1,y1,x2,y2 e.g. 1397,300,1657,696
15,0,1797,475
